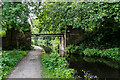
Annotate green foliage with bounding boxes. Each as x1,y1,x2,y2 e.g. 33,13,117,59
67,40,120,61
83,27,120,49
50,38,59,53
32,36,59,53
2,2,30,33
83,48,120,61
66,43,86,55
41,53,74,78
19,45,34,50
35,2,120,33
0,30,6,37
32,37,52,53
1,50,29,79
83,48,99,57
66,23,120,61
66,45,80,54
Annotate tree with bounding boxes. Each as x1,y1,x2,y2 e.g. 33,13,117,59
1,2,30,33
34,2,120,33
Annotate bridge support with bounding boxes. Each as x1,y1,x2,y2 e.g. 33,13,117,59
59,32,66,57
59,37,65,57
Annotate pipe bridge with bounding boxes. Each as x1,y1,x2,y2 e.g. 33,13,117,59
32,33,66,57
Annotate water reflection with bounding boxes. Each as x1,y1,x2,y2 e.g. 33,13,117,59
68,54,120,79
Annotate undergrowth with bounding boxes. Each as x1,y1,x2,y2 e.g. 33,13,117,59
66,27,120,61
0,50,29,79
41,53,75,78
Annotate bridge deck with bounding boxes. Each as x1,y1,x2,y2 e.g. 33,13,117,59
32,33,64,37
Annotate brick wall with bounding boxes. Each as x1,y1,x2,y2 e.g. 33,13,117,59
66,27,84,45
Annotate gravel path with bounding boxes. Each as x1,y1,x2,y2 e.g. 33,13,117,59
8,46,43,79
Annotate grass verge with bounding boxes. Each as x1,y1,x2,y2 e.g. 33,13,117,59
1,50,29,79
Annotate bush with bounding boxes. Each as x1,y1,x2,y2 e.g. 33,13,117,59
66,45,79,54
83,48,99,57
50,38,59,53
83,48,120,61
41,53,74,78
67,43,120,61
66,43,86,55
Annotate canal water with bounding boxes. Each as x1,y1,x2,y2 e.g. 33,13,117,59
68,54,120,79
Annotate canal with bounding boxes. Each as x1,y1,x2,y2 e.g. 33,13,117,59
68,54,120,79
